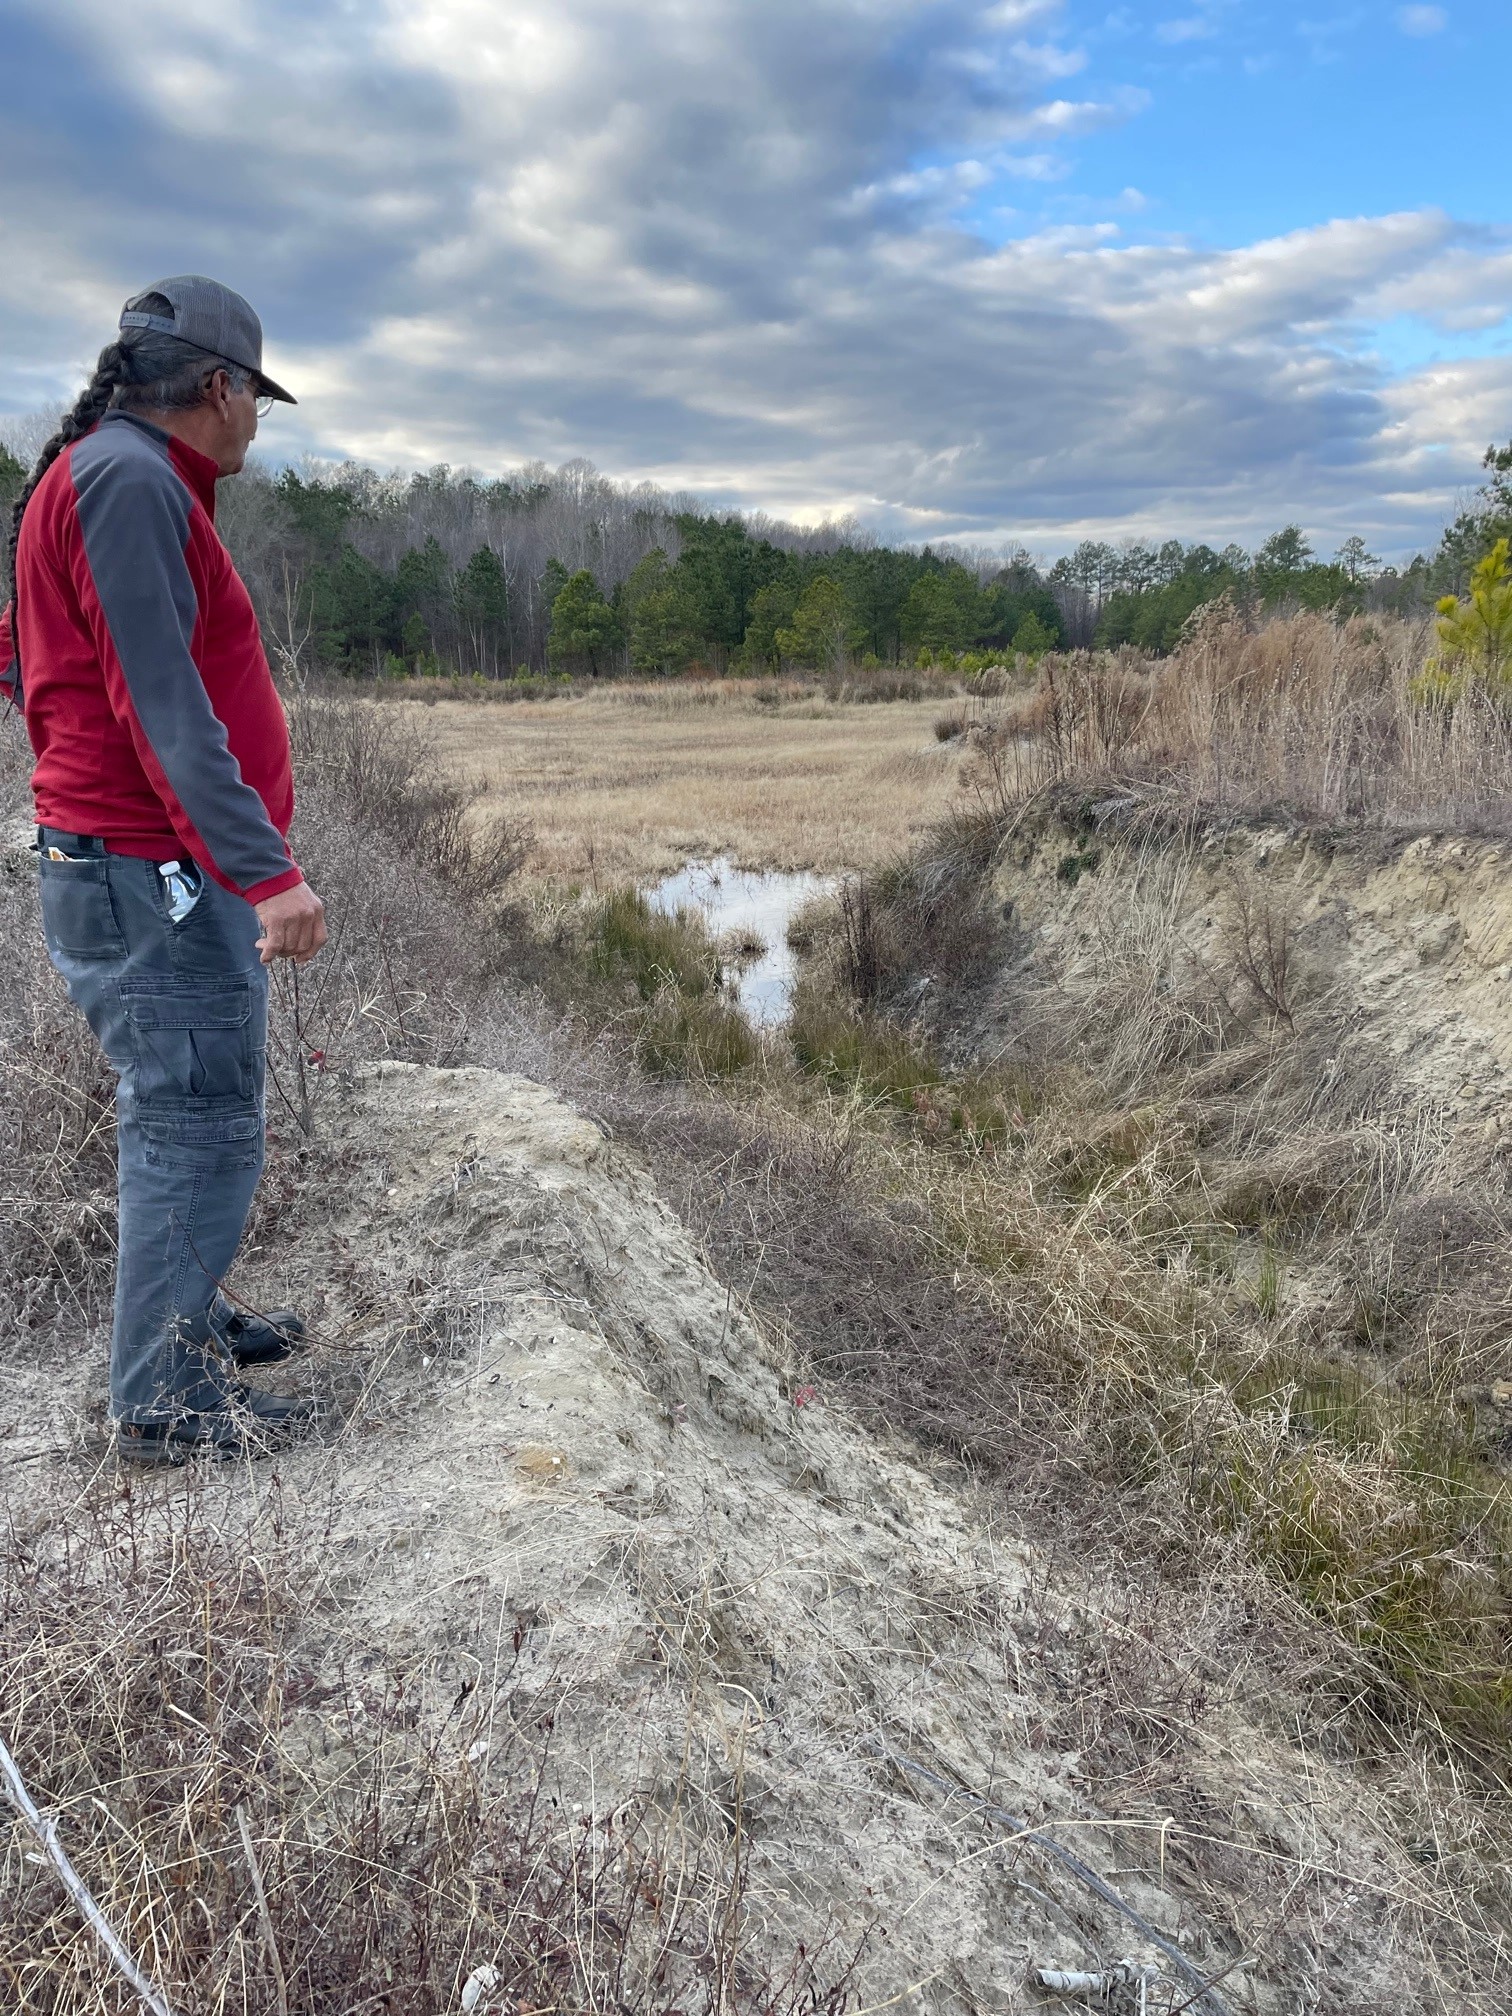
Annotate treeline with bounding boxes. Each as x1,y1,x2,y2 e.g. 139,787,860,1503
214,458,1064,679
3,436,1509,679
1057,529,1389,653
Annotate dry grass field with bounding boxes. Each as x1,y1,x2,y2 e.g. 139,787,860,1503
395,680,967,879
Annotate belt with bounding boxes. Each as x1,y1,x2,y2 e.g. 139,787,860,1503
37,827,110,857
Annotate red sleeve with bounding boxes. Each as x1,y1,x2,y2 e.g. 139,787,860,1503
0,601,17,711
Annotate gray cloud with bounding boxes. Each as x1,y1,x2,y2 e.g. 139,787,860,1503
1,0,1508,558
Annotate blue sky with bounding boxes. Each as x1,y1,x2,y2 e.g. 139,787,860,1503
955,3,1512,379
2,0,1508,561
1031,5,1506,244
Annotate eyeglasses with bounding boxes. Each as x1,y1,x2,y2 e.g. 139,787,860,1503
254,390,276,419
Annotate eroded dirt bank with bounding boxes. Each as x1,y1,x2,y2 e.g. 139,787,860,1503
7,1061,1492,2011
979,807,1512,1165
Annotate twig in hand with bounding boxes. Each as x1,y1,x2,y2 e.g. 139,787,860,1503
0,1733,177,2016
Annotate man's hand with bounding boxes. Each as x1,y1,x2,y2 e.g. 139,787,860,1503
254,879,327,965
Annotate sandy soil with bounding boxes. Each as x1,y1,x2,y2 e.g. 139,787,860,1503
5,1025,1497,2006
285,1065,1502,2010
981,812,1512,1176
8,1062,1474,2012
399,684,968,880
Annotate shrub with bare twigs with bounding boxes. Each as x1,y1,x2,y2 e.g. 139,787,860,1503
967,605,1512,832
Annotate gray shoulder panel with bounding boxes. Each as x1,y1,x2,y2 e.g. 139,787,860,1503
71,422,293,895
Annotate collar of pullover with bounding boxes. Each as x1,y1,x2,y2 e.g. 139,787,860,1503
97,410,220,519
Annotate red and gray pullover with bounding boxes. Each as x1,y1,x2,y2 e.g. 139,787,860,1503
0,410,302,903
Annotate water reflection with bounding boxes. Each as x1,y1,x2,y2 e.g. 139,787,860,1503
645,856,834,1025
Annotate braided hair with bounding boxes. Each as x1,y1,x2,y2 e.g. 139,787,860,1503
3,295,249,701
4,341,129,608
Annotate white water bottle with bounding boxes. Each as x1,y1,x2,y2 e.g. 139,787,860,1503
158,858,202,923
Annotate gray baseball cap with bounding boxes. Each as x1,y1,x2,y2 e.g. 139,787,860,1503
119,275,297,405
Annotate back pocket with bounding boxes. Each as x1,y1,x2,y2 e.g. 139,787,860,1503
38,857,128,959
119,978,254,1108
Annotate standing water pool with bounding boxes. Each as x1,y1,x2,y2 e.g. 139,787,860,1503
644,857,835,1026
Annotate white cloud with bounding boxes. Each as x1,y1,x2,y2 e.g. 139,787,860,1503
1397,5,1448,35
997,153,1072,181
1298,10,1366,62
1008,89,1152,137
1372,240,1512,331
1006,38,1088,80
0,0,1502,557
984,1,1063,24
1155,0,1232,43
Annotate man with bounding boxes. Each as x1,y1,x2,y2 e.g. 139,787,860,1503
0,275,327,1464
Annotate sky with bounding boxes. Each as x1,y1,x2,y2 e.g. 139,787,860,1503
2,0,1509,561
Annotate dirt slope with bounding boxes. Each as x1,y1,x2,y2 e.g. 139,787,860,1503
190,1062,1489,2013
982,809,1512,1171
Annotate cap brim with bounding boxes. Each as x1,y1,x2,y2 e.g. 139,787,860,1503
257,372,297,406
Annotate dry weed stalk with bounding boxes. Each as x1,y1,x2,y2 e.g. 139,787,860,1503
1216,872,1299,1031
971,605,1512,833
0,1734,176,2016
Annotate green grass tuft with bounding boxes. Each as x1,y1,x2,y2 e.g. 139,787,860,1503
636,985,757,1079
580,888,755,1079
589,888,720,1000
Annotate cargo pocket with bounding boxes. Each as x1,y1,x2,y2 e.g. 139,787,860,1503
121,975,258,1153
38,856,128,959
137,1103,263,1172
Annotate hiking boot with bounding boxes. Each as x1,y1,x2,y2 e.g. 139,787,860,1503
115,1386,321,1466
213,1301,307,1369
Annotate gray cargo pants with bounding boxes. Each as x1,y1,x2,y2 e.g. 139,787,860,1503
37,829,269,1424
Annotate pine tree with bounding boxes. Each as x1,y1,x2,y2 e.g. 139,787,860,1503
898,566,980,655
775,577,859,671
1432,539,1512,693
548,570,620,676
395,537,452,667
1255,527,1314,601
541,557,571,614
620,550,701,675
742,579,801,671
1011,613,1056,661
1335,536,1380,584
455,545,510,675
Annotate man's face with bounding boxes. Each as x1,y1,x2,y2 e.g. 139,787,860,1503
204,368,261,475
226,376,262,473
